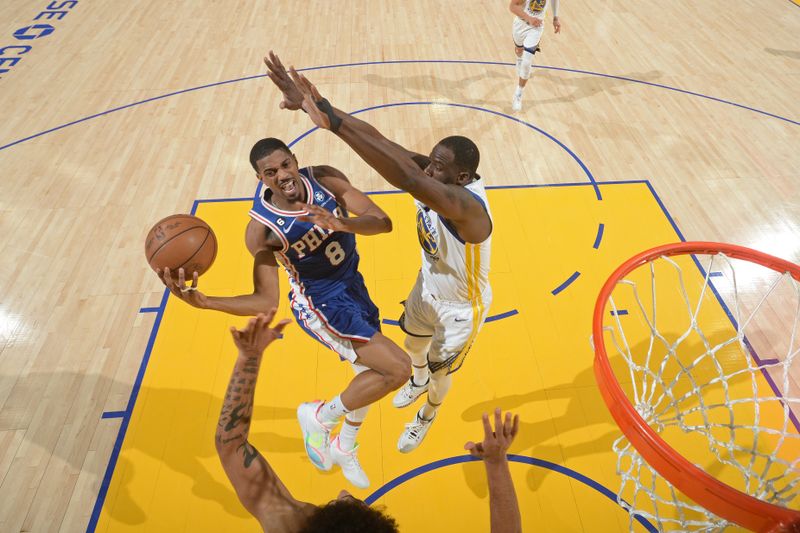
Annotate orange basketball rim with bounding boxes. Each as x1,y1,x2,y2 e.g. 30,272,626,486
592,242,800,533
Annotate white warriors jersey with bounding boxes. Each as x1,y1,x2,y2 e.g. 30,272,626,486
414,178,492,304
522,0,550,19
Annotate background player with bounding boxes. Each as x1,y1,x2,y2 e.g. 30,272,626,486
156,138,410,488
217,310,522,533
265,52,493,454
510,0,562,111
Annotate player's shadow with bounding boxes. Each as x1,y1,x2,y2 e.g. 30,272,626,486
458,329,735,496
5,372,302,526
362,66,665,112
532,69,664,105
362,69,511,109
764,48,800,60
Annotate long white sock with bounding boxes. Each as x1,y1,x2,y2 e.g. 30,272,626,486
339,405,369,450
319,395,349,426
515,85,524,97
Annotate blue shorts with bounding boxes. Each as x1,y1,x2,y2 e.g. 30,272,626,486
288,274,381,362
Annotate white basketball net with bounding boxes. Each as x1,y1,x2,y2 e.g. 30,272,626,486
600,251,800,532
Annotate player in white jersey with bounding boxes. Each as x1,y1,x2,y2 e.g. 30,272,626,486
510,0,562,112
265,52,493,453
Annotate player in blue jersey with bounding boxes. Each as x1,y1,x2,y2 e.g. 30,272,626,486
157,138,410,488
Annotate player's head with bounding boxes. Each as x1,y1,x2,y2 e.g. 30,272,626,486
426,135,480,186
249,138,304,203
298,491,399,533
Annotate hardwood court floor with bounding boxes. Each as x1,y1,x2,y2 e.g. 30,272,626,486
0,1,798,531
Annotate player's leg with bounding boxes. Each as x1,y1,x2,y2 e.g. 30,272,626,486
513,23,543,111
398,299,488,452
329,364,371,488
339,332,411,409
512,18,529,111
393,275,435,408
292,284,408,480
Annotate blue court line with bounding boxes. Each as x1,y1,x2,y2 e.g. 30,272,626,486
485,309,519,322
86,287,170,533
2,59,796,153
138,306,160,313
365,453,657,532
593,223,605,249
610,310,629,316
101,411,126,419
761,358,781,365
551,271,581,296
644,180,800,433
274,100,601,200
381,309,519,327
709,271,723,277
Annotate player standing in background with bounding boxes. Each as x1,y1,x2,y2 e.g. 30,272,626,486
264,52,493,454
510,0,562,112
156,138,410,489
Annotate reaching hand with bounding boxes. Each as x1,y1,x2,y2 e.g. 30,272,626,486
157,267,208,309
264,51,304,111
230,309,291,357
464,408,520,464
287,67,332,130
553,17,561,34
298,204,349,233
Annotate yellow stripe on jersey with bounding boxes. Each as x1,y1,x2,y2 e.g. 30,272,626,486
449,243,484,374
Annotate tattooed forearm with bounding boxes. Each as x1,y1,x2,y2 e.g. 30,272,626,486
239,441,262,468
216,353,264,452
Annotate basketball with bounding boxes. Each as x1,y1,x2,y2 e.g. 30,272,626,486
145,214,218,276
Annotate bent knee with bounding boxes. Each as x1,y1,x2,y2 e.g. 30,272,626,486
387,355,411,389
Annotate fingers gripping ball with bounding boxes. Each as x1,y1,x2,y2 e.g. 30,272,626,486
145,214,218,276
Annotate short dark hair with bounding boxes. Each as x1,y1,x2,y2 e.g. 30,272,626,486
249,138,292,171
298,500,399,533
438,135,480,177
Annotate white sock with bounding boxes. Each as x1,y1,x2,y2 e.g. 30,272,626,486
338,420,361,451
318,395,349,426
412,364,429,387
514,86,524,97
419,401,439,422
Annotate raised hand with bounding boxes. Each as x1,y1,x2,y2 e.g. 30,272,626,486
464,408,520,464
230,309,291,356
287,67,332,130
264,50,304,111
157,267,208,309
298,204,348,232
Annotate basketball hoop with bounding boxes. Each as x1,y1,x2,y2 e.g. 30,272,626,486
593,242,800,532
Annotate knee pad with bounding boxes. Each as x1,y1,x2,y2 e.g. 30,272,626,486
518,50,535,80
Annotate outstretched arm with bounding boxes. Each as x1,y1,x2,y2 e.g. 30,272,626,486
216,311,314,529
465,409,522,533
157,220,280,316
264,53,479,225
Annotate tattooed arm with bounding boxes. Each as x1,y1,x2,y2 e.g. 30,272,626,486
215,311,316,531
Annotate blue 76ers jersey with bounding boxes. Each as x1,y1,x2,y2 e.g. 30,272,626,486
249,167,360,300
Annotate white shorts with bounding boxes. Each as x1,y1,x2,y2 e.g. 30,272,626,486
399,273,491,374
512,16,544,50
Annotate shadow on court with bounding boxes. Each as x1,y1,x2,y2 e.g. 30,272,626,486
4,372,302,525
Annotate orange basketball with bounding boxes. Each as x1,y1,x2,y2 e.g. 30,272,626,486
145,214,217,276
